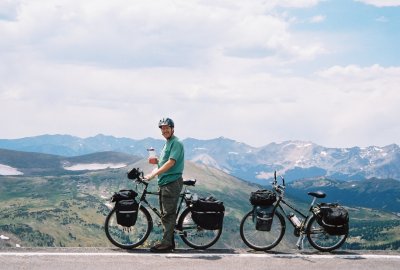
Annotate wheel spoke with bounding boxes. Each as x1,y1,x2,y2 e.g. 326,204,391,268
240,210,285,251
306,215,347,252
105,207,152,249
178,208,222,249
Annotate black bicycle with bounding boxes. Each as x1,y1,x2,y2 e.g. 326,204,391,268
240,172,349,252
104,168,223,249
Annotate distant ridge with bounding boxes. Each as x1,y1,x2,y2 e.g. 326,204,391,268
0,134,399,182
0,148,140,176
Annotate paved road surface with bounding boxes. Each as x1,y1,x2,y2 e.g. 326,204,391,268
0,248,399,270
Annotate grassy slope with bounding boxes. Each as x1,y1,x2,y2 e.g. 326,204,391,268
0,159,399,250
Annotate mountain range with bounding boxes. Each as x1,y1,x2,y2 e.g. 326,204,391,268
0,145,399,249
1,147,398,213
1,134,399,183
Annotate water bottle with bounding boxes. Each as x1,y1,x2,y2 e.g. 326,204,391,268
147,147,157,165
289,213,302,228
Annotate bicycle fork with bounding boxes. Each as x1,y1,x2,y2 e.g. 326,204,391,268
296,234,305,250
296,197,317,250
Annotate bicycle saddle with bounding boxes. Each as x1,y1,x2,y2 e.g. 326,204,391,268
183,179,196,186
308,191,326,198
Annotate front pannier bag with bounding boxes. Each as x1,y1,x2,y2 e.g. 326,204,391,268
115,199,139,227
250,190,276,206
190,196,225,230
253,205,274,231
314,203,349,235
111,189,138,202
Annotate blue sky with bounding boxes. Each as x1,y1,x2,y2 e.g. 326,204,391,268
0,0,399,148
287,0,400,68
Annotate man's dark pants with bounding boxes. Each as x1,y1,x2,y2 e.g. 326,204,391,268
159,177,183,246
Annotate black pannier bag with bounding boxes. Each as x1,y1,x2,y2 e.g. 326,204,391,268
111,189,138,202
250,189,276,206
190,196,225,230
253,205,274,231
314,203,349,235
115,199,139,227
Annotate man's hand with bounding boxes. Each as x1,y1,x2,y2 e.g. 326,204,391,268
144,173,155,181
144,159,175,182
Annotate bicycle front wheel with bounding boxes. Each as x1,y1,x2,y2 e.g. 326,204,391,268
105,205,152,249
177,208,222,249
306,215,348,252
240,209,285,251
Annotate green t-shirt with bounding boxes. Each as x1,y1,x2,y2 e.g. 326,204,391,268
157,135,185,186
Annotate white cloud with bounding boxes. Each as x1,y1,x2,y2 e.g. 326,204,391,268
316,64,400,81
309,15,326,23
268,0,321,8
0,0,325,68
355,0,400,7
0,0,399,148
0,0,21,21
313,64,400,146
375,16,389,23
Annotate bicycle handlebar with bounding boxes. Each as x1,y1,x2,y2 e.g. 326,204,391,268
137,177,149,187
272,170,286,193
127,168,149,187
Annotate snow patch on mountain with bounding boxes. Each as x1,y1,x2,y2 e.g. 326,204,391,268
191,154,223,170
256,171,274,180
0,164,24,176
63,163,127,171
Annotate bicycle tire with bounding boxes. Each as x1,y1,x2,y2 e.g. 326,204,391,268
239,209,285,251
306,215,348,252
105,205,152,249
177,207,222,249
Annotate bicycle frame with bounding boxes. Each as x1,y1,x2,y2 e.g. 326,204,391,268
274,197,309,227
270,171,318,228
271,177,324,249
134,180,192,224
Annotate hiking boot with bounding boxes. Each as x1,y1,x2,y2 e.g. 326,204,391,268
171,240,175,250
150,243,174,253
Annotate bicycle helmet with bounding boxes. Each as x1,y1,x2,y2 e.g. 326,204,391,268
158,117,174,128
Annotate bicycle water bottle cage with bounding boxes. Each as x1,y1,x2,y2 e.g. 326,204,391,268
307,191,326,198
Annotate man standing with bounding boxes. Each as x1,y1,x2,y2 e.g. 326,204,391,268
145,117,184,252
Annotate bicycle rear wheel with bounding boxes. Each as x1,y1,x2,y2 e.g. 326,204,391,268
306,215,348,252
240,209,285,251
177,208,222,249
105,205,152,249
